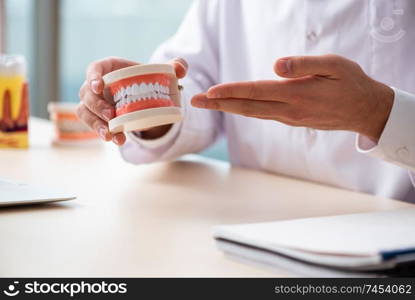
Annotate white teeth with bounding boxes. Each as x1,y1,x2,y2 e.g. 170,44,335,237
145,84,151,94
139,83,146,93
132,84,139,95
114,82,171,109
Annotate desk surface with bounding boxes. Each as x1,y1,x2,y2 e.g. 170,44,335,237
0,118,412,277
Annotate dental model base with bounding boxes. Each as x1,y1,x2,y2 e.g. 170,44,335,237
103,64,183,133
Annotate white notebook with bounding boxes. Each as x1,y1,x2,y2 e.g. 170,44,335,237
0,178,76,207
213,208,415,271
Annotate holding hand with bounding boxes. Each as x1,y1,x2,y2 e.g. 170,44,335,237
78,57,188,145
192,54,394,141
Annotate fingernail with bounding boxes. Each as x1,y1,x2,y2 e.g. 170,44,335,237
102,109,113,121
112,135,122,145
98,127,107,140
278,59,291,74
91,80,100,93
175,57,188,69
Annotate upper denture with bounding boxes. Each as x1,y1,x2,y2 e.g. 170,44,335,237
115,82,170,104
109,72,175,115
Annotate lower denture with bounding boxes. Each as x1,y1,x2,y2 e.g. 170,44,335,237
115,98,174,116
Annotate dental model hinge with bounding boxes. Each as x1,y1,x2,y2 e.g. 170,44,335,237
169,85,183,96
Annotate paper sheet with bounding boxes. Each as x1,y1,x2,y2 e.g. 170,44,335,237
213,208,415,258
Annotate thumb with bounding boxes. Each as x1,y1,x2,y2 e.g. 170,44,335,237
169,57,188,79
86,57,138,94
89,77,103,95
86,63,106,95
274,54,346,78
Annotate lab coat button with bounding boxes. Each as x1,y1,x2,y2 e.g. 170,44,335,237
307,128,317,137
306,31,317,41
396,147,409,160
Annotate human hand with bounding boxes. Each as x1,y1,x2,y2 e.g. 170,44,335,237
192,54,394,141
77,57,188,145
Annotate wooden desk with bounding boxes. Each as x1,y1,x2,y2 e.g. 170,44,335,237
0,118,412,277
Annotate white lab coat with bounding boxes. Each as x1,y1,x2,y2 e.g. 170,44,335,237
121,0,415,202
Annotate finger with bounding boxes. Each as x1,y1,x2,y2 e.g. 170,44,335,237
77,107,126,146
191,93,288,118
76,103,112,141
86,57,138,94
274,54,347,78
169,57,188,79
80,84,115,122
112,132,126,146
206,80,300,102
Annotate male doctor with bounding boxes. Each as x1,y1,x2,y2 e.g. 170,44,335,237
78,0,415,201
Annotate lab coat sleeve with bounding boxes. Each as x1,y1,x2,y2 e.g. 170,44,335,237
119,0,222,164
356,87,415,185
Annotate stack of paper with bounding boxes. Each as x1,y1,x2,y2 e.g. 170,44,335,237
213,209,415,272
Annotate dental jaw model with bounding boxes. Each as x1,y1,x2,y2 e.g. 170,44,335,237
48,102,100,146
103,64,183,133
0,55,29,148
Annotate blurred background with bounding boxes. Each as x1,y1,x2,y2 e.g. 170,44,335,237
4,0,228,160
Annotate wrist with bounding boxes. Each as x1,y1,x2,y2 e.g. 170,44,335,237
359,81,394,142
